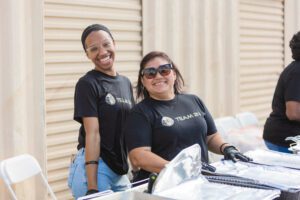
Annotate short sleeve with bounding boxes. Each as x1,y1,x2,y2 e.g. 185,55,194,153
195,96,217,135
285,72,300,101
124,110,152,152
74,79,98,123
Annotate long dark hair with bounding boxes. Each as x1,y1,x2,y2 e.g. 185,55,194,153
136,51,184,100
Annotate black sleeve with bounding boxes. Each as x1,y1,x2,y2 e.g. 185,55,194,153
195,96,217,135
74,79,98,123
285,72,300,101
129,82,135,106
125,110,152,152
205,110,217,135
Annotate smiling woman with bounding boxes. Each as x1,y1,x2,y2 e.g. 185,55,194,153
83,25,116,76
67,24,135,199
124,51,252,182
140,57,177,100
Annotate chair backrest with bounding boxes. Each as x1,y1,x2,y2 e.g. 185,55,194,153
235,112,259,127
214,116,241,134
214,119,227,136
0,154,57,200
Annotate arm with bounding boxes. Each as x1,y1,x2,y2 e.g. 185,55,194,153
129,147,169,173
206,132,229,154
286,101,300,121
206,132,252,162
196,98,229,154
83,117,100,191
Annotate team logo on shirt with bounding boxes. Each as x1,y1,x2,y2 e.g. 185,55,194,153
175,112,202,122
105,93,116,105
161,116,174,127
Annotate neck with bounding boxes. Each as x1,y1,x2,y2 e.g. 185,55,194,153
150,93,175,101
94,67,116,76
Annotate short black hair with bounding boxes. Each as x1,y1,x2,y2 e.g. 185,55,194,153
289,31,300,61
81,24,114,51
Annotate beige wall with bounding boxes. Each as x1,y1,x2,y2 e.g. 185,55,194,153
0,0,45,199
44,1,142,198
284,0,300,65
238,0,285,123
1,0,300,199
142,0,240,117
142,0,299,122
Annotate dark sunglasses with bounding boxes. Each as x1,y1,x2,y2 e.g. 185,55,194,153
141,63,173,79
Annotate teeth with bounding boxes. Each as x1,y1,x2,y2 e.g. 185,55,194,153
154,82,165,86
100,56,110,62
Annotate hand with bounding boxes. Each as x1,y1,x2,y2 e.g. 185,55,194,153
223,146,252,162
86,189,99,195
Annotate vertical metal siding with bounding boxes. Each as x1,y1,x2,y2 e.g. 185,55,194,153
142,0,240,117
44,0,142,199
239,0,284,123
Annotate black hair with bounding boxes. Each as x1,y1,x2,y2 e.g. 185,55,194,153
81,24,114,51
136,51,185,100
289,31,300,61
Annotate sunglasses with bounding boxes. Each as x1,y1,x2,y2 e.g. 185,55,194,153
141,63,173,79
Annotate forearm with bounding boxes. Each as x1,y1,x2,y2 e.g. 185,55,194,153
207,133,229,154
83,117,101,191
129,148,169,173
85,132,100,190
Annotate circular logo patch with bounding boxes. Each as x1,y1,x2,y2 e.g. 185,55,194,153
105,93,116,105
161,116,174,127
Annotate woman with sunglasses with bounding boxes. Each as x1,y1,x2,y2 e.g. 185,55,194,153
68,24,134,199
125,51,251,182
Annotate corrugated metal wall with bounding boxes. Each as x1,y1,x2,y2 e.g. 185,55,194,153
42,0,284,198
239,0,284,123
44,0,142,199
142,0,241,117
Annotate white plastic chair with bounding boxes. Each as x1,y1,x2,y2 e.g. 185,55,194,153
235,112,259,127
214,119,226,137
0,154,57,200
214,116,241,135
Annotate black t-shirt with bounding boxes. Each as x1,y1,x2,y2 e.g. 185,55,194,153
263,61,300,147
74,70,134,175
125,94,217,181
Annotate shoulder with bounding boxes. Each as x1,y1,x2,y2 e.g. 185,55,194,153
291,61,300,73
283,61,300,74
131,99,149,112
126,99,153,123
178,93,203,103
178,93,207,110
115,74,130,83
131,99,155,116
279,61,300,81
75,71,103,93
77,70,97,84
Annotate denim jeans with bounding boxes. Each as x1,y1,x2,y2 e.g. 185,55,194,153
68,148,130,199
264,140,292,154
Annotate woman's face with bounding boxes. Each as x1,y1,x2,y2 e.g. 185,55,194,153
85,30,116,75
141,57,176,100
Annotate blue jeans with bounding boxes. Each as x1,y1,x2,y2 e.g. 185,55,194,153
68,148,130,199
264,140,292,154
